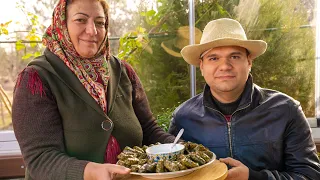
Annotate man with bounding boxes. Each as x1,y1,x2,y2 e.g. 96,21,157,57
168,18,320,180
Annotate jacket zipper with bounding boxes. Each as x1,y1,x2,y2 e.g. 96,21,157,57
227,121,232,157
228,103,251,157
206,107,234,157
207,103,251,158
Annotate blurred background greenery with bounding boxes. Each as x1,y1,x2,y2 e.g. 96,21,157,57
116,0,316,130
0,0,316,131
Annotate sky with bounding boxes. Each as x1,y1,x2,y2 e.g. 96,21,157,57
0,0,156,49
0,0,25,24
0,0,34,41
0,0,155,23
0,0,154,38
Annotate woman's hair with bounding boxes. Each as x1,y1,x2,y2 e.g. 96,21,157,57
66,0,109,17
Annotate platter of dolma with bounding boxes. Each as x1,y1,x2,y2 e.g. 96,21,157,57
116,142,216,179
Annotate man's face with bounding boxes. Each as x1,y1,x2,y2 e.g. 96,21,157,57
200,46,252,102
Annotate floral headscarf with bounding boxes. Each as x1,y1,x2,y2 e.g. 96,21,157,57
43,0,110,112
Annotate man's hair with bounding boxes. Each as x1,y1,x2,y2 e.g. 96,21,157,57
200,47,250,61
245,49,250,57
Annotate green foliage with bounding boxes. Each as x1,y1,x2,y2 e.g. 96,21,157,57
21,52,41,60
0,0,315,129
156,103,180,132
15,40,26,51
243,0,315,116
11,3,43,61
0,21,12,35
117,0,240,116
116,0,316,131
141,10,162,26
118,27,152,66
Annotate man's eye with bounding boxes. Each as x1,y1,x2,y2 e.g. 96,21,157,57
231,56,240,59
208,57,218,61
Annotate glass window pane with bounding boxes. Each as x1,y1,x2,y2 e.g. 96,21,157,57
0,0,317,132
107,0,316,119
108,0,191,128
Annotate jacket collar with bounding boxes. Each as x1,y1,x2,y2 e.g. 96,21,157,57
203,74,254,112
106,55,122,113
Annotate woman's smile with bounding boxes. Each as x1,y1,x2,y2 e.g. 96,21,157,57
80,39,97,44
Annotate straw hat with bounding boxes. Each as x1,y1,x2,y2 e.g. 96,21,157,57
181,18,267,66
161,26,202,57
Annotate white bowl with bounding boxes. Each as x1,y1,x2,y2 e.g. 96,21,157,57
146,143,185,162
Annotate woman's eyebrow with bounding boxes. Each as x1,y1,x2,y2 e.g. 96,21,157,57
73,13,105,19
95,16,106,19
73,12,89,17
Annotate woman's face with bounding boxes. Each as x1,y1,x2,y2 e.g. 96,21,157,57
67,0,106,58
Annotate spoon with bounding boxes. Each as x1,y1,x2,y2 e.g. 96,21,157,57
170,128,184,152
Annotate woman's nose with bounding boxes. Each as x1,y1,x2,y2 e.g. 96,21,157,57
85,21,97,36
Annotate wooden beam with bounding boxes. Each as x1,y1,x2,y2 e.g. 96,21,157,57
0,155,25,178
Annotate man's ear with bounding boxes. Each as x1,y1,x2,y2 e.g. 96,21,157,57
247,54,253,67
199,58,204,76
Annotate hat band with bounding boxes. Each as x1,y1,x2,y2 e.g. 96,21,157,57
200,48,213,58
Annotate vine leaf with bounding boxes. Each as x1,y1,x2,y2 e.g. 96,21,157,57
0,20,12,35
15,40,26,51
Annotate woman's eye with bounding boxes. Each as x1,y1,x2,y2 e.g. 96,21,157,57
95,21,105,27
75,18,86,23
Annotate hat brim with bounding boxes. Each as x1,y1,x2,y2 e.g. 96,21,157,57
161,40,182,57
180,38,267,66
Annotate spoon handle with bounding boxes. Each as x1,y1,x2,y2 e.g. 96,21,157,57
171,128,184,149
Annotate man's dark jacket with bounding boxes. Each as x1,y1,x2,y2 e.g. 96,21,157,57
169,76,320,180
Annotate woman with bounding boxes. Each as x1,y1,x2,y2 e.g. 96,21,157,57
12,0,176,179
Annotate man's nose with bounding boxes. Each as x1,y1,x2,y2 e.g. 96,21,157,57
219,58,232,70
85,21,97,36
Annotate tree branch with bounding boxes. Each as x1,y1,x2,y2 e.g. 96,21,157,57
148,12,174,34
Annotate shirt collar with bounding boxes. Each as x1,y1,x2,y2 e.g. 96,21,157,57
203,74,254,111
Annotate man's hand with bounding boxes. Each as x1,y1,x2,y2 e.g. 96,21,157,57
220,157,249,180
84,162,131,180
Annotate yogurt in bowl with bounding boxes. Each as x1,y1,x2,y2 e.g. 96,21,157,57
146,143,185,162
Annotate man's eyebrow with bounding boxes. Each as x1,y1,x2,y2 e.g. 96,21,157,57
230,52,244,55
206,53,218,58
204,51,245,58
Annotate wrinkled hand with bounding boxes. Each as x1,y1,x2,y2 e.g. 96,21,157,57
220,157,249,180
84,162,131,180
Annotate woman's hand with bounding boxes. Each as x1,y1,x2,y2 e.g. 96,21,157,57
220,157,249,180
84,162,131,180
